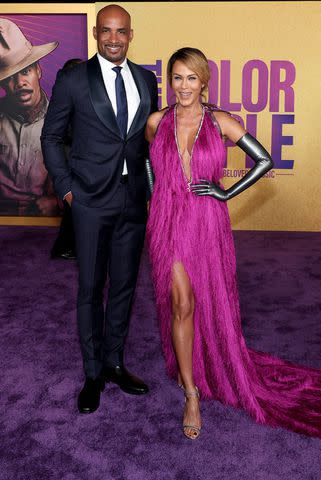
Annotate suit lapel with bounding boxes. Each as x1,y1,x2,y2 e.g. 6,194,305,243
87,55,121,137
87,56,151,140
127,60,151,140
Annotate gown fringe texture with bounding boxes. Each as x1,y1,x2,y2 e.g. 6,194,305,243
146,105,321,439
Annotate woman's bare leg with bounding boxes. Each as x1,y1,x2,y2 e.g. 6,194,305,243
171,262,201,438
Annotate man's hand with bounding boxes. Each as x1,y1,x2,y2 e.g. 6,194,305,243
64,191,73,207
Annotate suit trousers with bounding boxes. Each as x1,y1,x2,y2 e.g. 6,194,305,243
51,200,75,255
71,181,146,379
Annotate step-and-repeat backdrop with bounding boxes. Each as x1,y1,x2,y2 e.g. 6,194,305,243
0,2,320,230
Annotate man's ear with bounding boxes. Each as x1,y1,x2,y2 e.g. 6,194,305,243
129,29,134,42
36,63,42,80
93,26,97,40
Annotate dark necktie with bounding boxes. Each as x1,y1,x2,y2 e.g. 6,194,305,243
112,66,128,138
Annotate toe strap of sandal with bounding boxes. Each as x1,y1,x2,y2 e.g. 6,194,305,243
183,425,201,432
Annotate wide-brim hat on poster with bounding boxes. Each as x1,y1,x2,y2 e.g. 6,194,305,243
0,18,58,82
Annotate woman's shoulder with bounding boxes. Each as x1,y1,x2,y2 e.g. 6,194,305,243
146,107,171,142
203,103,233,123
203,103,246,141
148,107,170,127
204,102,240,123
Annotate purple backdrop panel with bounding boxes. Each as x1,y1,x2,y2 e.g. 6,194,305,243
0,14,88,98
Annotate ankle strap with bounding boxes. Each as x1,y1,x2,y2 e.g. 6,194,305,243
184,386,199,398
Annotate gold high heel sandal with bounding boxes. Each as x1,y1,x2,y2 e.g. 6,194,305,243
183,386,201,440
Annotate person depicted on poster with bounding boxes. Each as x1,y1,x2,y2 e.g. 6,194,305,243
0,18,59,216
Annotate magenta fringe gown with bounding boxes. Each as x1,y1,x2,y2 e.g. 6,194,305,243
146,104,321,438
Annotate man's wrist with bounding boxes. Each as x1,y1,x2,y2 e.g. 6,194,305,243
63,191,72,200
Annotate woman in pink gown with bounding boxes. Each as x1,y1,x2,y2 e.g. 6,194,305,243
146,47,321,440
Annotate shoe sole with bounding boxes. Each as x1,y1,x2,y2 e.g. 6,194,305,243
104,379,148,395
78,407,99,414
77,383,104,413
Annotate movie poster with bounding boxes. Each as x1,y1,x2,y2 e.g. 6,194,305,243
0,14,88,216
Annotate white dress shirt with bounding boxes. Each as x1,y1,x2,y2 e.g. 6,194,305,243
64,55,140,199
97,53,140,175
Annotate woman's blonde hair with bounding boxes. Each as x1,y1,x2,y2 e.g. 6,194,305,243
167,47,210,98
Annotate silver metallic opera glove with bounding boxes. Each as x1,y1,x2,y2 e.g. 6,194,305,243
190,133,274,201
145,158,154,195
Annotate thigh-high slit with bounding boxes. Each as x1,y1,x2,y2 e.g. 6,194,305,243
147,105,321,439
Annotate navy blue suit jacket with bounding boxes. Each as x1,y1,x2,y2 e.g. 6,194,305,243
41,55,158,207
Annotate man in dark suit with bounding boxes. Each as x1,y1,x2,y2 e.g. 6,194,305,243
41,4,158,413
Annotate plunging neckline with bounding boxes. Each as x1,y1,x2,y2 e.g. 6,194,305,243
174,104,205,188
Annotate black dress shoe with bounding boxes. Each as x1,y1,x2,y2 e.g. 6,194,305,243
51,248,76,260
59,249,76,260
102,366,149,395
77,377,105,413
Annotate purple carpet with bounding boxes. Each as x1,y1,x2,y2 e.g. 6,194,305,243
1,226,321,480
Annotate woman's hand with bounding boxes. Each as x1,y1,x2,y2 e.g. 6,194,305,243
191,180,228,202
